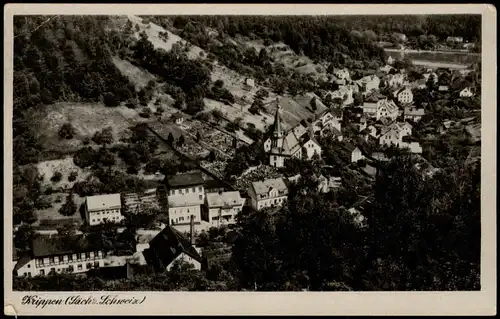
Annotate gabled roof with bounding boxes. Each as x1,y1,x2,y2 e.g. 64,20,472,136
167,171,205,188
206,191,244,208
250,178,288,195
377,99,398,113
86,194,121,211
146,226,203,268
32,234,105,258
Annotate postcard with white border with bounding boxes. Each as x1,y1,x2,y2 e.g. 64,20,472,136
4,3,497,316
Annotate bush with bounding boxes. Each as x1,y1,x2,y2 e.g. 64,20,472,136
74,147,96,168
103,92,119,107
68,171,78,182
50,171,63,183
59,123,76,140
83,137,91,145
139,107,152,118
92,127,114,145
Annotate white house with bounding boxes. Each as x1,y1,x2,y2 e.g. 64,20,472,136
203,191,245,227
14,234,106,277
313,111,342,135
303,136,322,159
334,68,350,80
393,87,413,104
356,75,380,94
166,171,205,225
438,85,449,92
404,107,425,122
362,102,378,118
345,144,365,163
166,248,203,271
387,56,394,65
248,178,289,211
376,99,399,121
244,78,255,90
85,194,123,226
459,87,474,97
379,127,403,147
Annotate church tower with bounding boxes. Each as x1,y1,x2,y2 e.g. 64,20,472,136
272,98,284,150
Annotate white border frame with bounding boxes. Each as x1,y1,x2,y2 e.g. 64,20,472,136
3,3,497,316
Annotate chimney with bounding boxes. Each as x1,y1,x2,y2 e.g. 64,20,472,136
190,214,195,245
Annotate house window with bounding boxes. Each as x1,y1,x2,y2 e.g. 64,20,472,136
80,253,85,260
49,257,55,264
77,264,82,270
50,268,55,273
86,263,92,269
85,252,90,259
39,269,45,276
68,254,73,261
192,187,196,193
27,264,31,268
94,261,100,268
27,272,32,277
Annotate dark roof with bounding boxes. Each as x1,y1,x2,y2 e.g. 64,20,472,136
146,226,202,269
204,179,227,190
166,171,205,188
32,234,104,258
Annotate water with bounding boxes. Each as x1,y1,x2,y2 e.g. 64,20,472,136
385,50,481,69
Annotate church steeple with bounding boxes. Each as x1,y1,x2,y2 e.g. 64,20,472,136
273,98,283,139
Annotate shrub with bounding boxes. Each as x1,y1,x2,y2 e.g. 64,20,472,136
103,92,119,107
59,123,76,140
68,171,78,182
51,171,63,183
92,127,114,145
139,107,152,118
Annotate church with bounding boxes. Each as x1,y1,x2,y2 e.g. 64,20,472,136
263,100,322,168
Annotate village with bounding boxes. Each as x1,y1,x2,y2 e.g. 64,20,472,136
12,53,480,280
11,14,481,292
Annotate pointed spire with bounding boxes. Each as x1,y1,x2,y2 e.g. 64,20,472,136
273,97,283,138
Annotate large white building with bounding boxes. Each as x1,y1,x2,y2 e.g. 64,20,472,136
166,171,205,226
393,87,414,104
248,178,289,211
203,191,245,227
14,234,106,277
85,194,123,226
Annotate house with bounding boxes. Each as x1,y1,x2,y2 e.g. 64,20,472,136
414,79,427,89
366,125,379,138
379,126,403,147
344,144,365,163
85,194,123,226
356,75,380,94
387,56,394,65
143,224,202,272
438,85,449,92
334,68,350,80
302,135,322,159
243,78,255,90
387,73,406,88
371,152,389,162
362,102,378,118
397,121,413,137
14,234,106,277
393,87,413,104
317,175,342,193
376,99,399,121
404,106,425,122
357,116,368,132
423,72,439,84
264,102,321,168
203,191,245,227
459,87,474,98
166,171,205,225
171,113,184,125
248,177,288,211
312,111,341,136
409,142,423,154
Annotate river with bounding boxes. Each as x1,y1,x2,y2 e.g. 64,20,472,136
385,49,480,70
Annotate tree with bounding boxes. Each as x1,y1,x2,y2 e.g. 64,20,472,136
14,225,37,253
196,132,202,142
59,123,76,140
103,92,119,107
177,135,185,147
51,171,63,183
59,192,77,216
68,171,78,182
353,92,364,106
140,107,152,118
167,132,175,145
92,127,114,145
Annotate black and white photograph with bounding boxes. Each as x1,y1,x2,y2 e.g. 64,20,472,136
4,3,496,316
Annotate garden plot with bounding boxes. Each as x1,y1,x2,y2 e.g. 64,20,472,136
200,161,227,180
127,15,206,60
36,157,92,190
35,192,85,227
204,98,274,132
